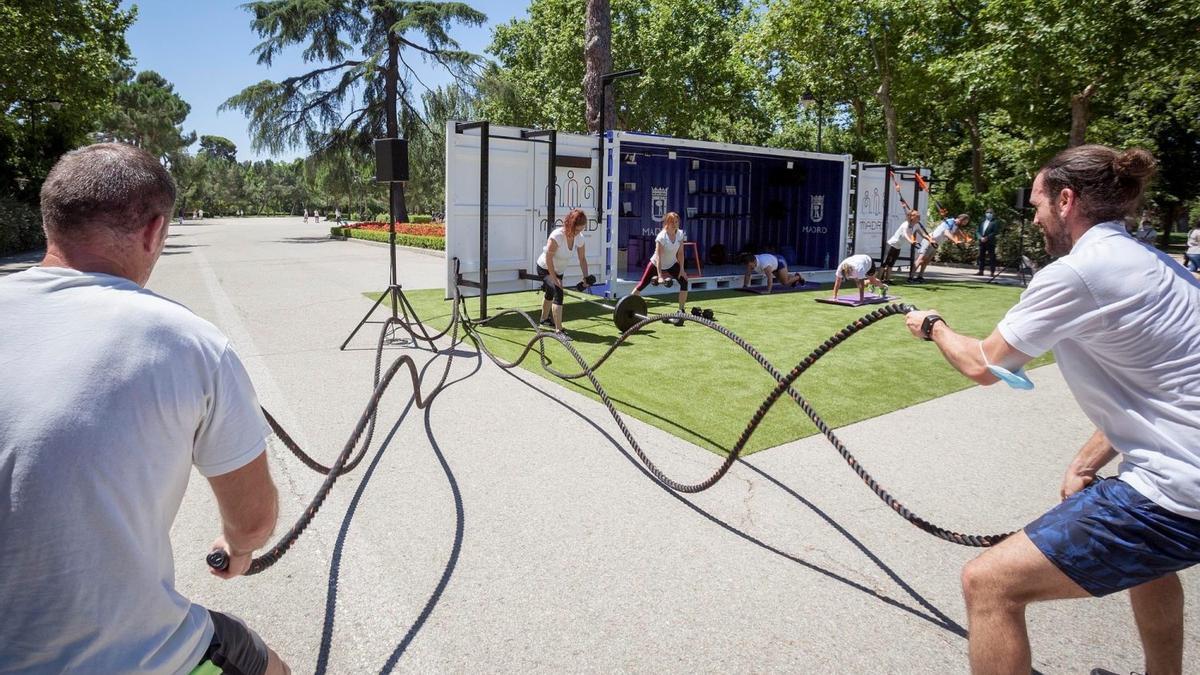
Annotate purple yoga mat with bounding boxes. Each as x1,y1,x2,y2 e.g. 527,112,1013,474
736,280,822,295
814,293,897,307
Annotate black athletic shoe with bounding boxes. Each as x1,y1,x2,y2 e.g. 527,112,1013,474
539,317,554,328
915,276,926,283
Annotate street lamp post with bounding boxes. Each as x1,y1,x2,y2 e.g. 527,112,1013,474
596,68,643,222
800,89,823,153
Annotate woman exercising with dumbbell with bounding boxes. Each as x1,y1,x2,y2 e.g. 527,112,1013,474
537,208,591,340
632,211,688,326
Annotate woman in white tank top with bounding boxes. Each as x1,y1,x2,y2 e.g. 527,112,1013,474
536,208,591,338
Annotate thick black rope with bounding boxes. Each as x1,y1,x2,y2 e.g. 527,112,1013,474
464,297,1013,547
229,296,466,575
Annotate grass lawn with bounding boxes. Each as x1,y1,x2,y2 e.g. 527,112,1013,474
393,280,1052,456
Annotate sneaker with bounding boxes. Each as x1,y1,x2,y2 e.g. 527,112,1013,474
539,317,554,328
915,276,926,283
973,271,984,276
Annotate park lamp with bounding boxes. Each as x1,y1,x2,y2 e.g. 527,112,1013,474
596,67,644,223
798,89,825,152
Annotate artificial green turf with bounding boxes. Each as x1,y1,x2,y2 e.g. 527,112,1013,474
392,280,1052,456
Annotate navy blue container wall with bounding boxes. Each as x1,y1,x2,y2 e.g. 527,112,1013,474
615,140,844,275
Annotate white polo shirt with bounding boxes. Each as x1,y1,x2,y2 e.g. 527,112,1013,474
997,221,1200,519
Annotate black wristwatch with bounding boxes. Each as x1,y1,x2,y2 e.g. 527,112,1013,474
921,314,945,341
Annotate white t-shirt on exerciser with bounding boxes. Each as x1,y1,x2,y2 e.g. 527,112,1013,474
536,226,581,272
0,267,271,673
754,253,778,273
887,222,912,249
928,221,951,244
649,228,686,269
840,254,874,280
997,221,1200,519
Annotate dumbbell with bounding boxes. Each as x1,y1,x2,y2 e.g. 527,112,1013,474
650,276,675,288
574,274,598,292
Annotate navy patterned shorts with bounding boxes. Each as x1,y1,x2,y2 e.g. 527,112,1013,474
1026,477,1200,597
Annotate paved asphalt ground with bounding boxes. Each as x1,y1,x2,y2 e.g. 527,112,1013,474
6,217,1198,673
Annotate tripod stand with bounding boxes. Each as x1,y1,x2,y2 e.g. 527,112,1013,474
988,207,1032,287
339,180,415,350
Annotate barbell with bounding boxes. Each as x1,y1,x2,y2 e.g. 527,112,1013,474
559,275,655,332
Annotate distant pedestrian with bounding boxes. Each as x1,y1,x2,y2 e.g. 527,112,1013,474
314,210,320,223
303,208,309,223
1134,218,1157,245
975,208,1002,276
1185,221,1200,273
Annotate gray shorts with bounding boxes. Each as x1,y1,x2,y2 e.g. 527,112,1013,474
196,610,269,675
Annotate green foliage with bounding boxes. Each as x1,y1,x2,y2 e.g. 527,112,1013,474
97,69,195,161
198,135,238,163
409,214,433,223
0,197,45,255
0,0,135,198
481,0,767,143
222,0,486,158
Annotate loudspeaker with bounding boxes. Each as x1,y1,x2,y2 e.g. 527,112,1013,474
374,138,409,183
1014,187,1033,210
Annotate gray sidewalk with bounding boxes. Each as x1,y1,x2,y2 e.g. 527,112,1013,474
13,217,1194,673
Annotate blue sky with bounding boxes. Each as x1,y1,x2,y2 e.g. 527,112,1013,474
122,1,523,161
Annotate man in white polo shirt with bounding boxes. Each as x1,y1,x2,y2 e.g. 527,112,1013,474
905,144,1200,675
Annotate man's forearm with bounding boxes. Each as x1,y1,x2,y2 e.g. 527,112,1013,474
929,322,996,385
1069,429,1119,477
223,485,278,555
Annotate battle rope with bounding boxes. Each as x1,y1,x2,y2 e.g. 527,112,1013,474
215,282,1011,578
463,298,1013,547
208,293,468,575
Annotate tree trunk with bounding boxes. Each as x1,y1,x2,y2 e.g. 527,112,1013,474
1069,83,1097,147
965,111,985,192
583,0,612,133
876,74,898,164
383,8,399,139
852,99,866,138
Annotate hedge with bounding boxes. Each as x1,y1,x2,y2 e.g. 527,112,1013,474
372,212,434,224
329,226,444,251
0,198,45,256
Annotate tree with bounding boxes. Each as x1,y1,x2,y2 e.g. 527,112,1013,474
483,0,766,143
199,135,238,163
0,0,134,197
97,69,195,162
222,0,486,160
583,0,612,133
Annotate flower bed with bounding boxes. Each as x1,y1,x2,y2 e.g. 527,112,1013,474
347,221,444,237
329,226,444,251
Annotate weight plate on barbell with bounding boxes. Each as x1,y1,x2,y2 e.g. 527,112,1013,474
613,294,648,332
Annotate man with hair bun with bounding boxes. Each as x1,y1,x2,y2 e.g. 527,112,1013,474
0,143,290,674
906,145,1200,674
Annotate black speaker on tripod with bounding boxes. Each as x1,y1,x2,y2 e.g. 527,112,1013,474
340,138,414,350
374,138,409,183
